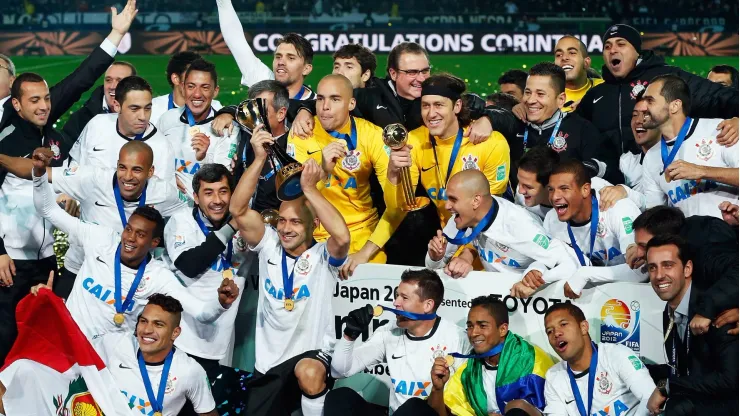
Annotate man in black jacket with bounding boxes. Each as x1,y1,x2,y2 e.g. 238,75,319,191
61,61,136,142
576,24,739,156
0,0,138,364
645,235,738,416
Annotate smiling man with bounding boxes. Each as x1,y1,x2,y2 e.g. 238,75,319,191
158,58,239,198
515,146,561,221
542,302,655,416
553,35,603,112
332,44,377,89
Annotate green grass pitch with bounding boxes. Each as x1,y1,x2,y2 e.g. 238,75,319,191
10,54,737,127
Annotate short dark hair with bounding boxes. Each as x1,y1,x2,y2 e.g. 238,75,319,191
519,146,561,186
529,62,566,94
400,269,444,312
277,33,314,64
110,61,137,76
550,159,590,187
146,293,184,326
485,92,519,111
334,44,377,77
470,295,509,327
387,42,429,74
166,51,202,88
421,73,471,126
709,64,738,88
646,234,691,266
558,35,589,57
131,206,165,241
545,302,585,323
650,74,691,116
497,69,528,93
10,72,45,100
248,80,290,114
192,164,234,195
184,58,218,87
115,76,152,105
632,206,686,236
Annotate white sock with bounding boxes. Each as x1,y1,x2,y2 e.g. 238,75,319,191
301,392,327,416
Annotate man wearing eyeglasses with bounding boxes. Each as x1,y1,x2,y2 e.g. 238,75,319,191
0,54,15,121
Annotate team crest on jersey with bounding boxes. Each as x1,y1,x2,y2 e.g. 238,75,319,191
601,299,641,353
235,235,247,252
342,150,362,172
429,344,449,362
136,276,151,293
493,241,510,253
695,139,715,161
49,140,61,160
462,154,479,170
630,81,648,100
596,217,607,238
174,235,186,249
63,166,78,176
165,374,177,394
295,255,312,275
596,371,612,395
551,133,568,152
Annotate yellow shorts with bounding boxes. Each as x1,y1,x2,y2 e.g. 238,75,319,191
313,216,387,264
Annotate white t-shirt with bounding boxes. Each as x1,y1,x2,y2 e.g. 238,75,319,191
427,196,578,283
641,118,739,218
51,166,186,274
543,193,645,293
150,94,223,127
483,365,501,414
250,226,343,374
93,332,216,416
68,113,176,184
331,317,470,412
157,106,239,199
543,343,655,416
163,207,250,360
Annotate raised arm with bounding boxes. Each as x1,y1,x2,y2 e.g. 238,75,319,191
216,0,274,87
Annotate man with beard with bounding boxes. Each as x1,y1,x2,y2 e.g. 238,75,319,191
554,35,604,113
639,74,738,218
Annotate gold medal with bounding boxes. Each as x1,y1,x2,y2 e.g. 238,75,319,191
188,126,200,137
113,313,125,326
373,305,384,317
284,299,295,311
445,355,454,366
222,268,234,280
664,170,671,183
153,412,163,416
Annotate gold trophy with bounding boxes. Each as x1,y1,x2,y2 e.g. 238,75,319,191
261,209,280,228
236,98,304,201
382,123,430,212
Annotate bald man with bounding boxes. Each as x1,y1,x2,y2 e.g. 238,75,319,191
229,133,350,416
287,74,404,278
427,170,577,295
20,142,185,297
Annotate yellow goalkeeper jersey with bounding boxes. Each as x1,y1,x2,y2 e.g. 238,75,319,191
287,116,403,251
385,125,510,225
564,77,604,112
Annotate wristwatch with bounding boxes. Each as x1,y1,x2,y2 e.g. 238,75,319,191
657,378,669,396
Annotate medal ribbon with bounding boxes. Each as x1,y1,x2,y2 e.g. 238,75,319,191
281,249,298,301
449,341,504,359
326,116,358,151
378,305,437,321
669,315,691,376
660,117,692,173
113,244,148,316
113,174,147,228
567,342,598,416
430,128,464,186
566,195,599,267
138,347,175,415
444,200,496,245
523,115,563,149
292,85,307,100
184,105,197,127
193,210,233,271
167,92,175,110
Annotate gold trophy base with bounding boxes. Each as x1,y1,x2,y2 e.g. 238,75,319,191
276,163,304,201
403,196,431,212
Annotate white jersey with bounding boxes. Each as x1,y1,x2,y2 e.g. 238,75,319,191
150,93,223,127
93,332,215,416
543,343,655,416
51,166,186,274
163,208,250,360
331,318,469,412
33,173,227,340
641,118,739,218
427,196,578,282
250,226,343,373
157,106,239,199
619,152,644,190
68,113,176,184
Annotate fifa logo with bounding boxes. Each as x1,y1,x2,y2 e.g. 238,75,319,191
600,299,641,353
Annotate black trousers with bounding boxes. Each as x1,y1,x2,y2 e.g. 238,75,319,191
384,203,439,266
55,267,77,300
179,354,222,416
666,396,738,416
324,387,437,416
0,256,57,364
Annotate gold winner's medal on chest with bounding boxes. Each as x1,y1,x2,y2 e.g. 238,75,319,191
153,412,163,416
284,298,295,311
373,305,384,317
188,126,200,137
222,268,234,280
445,355,454,366
113,313,125,326
664,170,671,183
